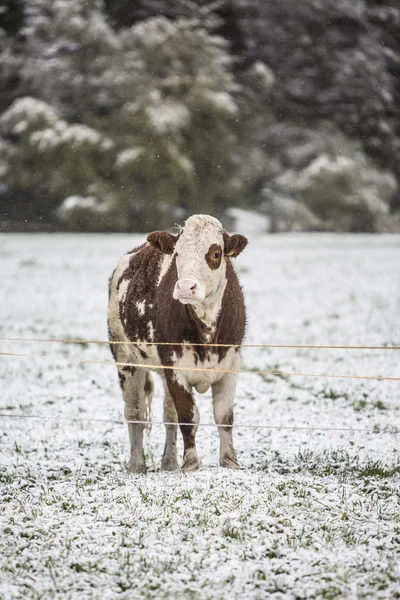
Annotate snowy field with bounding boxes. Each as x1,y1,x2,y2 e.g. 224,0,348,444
0,232,399,599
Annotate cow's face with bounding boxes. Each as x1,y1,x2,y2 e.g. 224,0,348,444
147,215,247,305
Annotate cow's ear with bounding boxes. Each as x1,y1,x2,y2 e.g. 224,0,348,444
223,233,248,258
147,231,177,254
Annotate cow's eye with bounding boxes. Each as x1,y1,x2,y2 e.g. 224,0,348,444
212,252,221,260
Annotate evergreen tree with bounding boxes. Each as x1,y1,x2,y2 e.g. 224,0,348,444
107,16,240,230
20,0,124,117
1,9,240,231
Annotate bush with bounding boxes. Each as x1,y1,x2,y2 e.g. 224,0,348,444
264,126,398,232
286,153,395,232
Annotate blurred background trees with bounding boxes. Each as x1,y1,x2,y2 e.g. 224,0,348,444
1,0,400,232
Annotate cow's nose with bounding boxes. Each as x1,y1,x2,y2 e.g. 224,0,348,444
177,280,197,297
173,279,205,303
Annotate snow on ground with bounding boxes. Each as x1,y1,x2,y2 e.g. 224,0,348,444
0,232,399,599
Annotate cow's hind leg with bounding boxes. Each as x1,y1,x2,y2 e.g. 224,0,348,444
161,386,179,471
118,365,153,473
212,371,240,469
165,371,200,472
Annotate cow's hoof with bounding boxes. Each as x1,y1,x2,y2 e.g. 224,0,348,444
127,460,146,474
161,456,179,472
182,460,199,472
220,456,240,470
182,449,200,472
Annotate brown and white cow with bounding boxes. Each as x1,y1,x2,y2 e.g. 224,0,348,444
108,214,248,472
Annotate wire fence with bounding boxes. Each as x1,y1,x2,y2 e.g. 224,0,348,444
0,335,399,434
1,335,399,351
0,413,398,435
0,350,399,381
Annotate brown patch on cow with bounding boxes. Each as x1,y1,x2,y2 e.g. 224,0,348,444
147,231,177,254
118,243,163,342
205,243,222,270
117,243,146,293
223,232,248,258
139,348,148,359
208,259,246,360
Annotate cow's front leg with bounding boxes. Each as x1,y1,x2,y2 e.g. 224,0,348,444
161,386,179,471
118,365,152,473
212,370,240,469
165,370,199,472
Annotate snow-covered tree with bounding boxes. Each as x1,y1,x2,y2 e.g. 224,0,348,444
106,16,240,229
0,0,25,113
277,152,397,232
1,8,240,230
0,96,117,224
20,0,124,117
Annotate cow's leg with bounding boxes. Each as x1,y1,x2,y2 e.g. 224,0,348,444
212,370,240,469
118,365,152,473
165,371,199,472
161,386,179,471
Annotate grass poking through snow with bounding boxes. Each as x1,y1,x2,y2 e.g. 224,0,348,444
0,232,399,598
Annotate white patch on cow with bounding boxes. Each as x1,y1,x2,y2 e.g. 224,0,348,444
195,381,210,394
194,277,227,332
147,321,155,341
173,346,238,393
174,368,191,393
173,215,228,329
108,252,132,360
139,342,159,364
211,354,241,467
157,253,173,285
111,251,131,284
118,278,129,304
136,300,145,316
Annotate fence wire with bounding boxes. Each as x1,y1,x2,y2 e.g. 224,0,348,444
1,335,399,351
0,413,398,435
0,350,398,381
0,335,398,436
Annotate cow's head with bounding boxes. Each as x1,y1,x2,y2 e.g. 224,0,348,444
147,215,248,305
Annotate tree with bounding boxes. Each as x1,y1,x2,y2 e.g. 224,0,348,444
0,15,240,231
20,0,124,118
105,16,240,230
0,96,116,224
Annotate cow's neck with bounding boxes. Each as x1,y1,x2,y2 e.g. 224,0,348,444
192,277,227,336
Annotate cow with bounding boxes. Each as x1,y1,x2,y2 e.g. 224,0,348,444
108,214,248,473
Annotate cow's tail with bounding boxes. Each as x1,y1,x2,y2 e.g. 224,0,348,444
144,371,153,432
